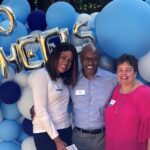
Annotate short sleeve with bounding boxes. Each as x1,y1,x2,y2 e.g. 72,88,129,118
138,86,150,142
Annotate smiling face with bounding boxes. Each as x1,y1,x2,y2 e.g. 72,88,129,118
57,51,73,74
117,62,137,86
80,49,99,80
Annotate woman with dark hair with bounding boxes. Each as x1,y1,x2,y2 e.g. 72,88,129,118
30,42,78,150
105,54,150,150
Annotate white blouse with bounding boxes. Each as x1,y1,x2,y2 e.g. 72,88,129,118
30,68,70,139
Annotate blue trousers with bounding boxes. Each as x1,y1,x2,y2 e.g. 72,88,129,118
33,126,72,150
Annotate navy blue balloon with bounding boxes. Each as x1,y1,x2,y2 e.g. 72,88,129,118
22,118,33,136
0,81,21,104
27,9,47,31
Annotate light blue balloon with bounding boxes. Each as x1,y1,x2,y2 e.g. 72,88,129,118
0,119,20,140
0,20,27,55
95,0,150,59
2,0,10,5
17,128,29,143
3,0,31,24
146,0,150,5
1,103,21,120
0,15,2,22
0,70,3,82
0,141,21,150
46,2,76,30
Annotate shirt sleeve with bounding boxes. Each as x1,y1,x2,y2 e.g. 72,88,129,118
31,69,59,139
138,86,150,142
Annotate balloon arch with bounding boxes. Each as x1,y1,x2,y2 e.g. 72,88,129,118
0,0,150,149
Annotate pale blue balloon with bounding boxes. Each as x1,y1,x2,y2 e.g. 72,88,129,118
17,129,29,143
2,0,10,5
146,0,150,5
1,103,21,120
46,2,76,30
4,0,31,24
95,0,150,59
0,119,21,140
0,16,2,22
0,70,3,82
0,141,21,150
0,20,27,55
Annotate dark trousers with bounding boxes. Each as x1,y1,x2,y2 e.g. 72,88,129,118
33,127,72,150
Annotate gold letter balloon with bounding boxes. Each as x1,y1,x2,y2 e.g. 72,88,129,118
0,5,94,78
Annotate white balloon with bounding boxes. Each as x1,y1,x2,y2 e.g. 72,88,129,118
138,51,150,82
90,12,98,28
17,86,34,120
27,70,37,88
14,71,28,87
21,136,36,150
71,33,88,46
76,13,92,31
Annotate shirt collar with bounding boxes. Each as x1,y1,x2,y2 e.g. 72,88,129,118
79,68,104,80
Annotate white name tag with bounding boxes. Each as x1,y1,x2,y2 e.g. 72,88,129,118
75,90,85,96
109,99,116,106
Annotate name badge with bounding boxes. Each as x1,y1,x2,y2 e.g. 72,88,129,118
75,90,85,96
109,99,116,106
55,84,63,91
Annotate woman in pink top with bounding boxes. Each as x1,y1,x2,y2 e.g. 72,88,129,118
105,54,150,150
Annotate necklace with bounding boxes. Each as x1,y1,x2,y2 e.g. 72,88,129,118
119,80,136,94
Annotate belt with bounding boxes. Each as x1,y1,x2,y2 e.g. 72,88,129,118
75,127,105,134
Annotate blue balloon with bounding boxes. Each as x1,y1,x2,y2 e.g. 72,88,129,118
146,0,150,5
0,81,22,104
4,0,31,23
1,102,21,120
0,141,20,150
137,74,150,86
27,9,47,31
0,20,27,55
99,53,116,73
17,129,29,143
0,120,20,141
22,118,33,136
95,0,150,59
46,2,76,30
2,0,10,5
0,70,3,82
0,15,2,22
